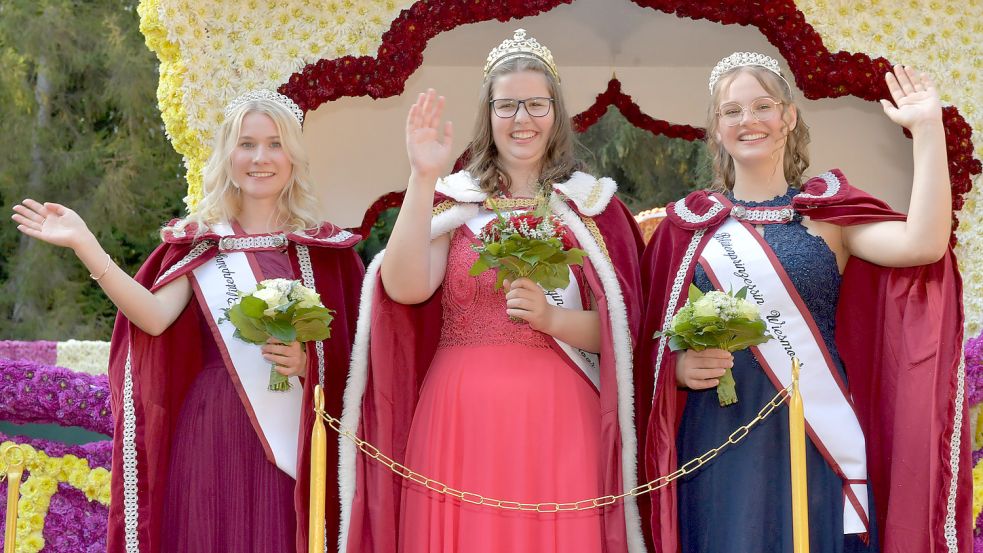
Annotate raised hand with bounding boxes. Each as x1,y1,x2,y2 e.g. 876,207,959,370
406,89,454,181
880,65,942,132
11,199,93,251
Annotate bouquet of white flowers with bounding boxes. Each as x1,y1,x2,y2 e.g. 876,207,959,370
656,284,772,406
220,278,333,391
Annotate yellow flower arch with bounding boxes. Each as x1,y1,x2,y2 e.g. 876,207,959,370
1,442,111,553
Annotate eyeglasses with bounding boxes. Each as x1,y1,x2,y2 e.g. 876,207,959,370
489,97,555,118
716,97,783,127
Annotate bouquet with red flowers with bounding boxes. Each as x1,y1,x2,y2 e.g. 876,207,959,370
469,200,586,291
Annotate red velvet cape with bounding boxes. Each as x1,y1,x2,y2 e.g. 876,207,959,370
637,170,970,553
105,222,364,553
341,190,647,552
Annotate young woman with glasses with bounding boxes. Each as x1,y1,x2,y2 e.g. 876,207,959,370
338,29,647,553
637,53,968,552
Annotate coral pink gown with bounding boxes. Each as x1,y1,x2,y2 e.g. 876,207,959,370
397,226,604,552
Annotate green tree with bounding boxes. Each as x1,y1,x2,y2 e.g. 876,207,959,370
579,106,712,213
0,0,185,340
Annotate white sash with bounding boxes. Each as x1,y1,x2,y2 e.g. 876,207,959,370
466,211,601,389
699,217,869,535
191,223,303,478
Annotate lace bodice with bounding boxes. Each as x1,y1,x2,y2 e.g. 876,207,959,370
438,227,554,349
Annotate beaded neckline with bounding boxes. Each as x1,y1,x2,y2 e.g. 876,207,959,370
726,188,800,225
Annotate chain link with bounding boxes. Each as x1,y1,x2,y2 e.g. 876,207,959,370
319,384,791,512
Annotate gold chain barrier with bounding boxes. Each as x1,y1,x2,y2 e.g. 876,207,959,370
309,382,791,518
1,444,27,553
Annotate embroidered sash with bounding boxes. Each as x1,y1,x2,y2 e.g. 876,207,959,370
699,216,869,534
190,223,303,478
465,211,601,389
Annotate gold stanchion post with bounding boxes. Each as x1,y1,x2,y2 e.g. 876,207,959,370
790,358,810,553
3,445,26,553
308,385,328,553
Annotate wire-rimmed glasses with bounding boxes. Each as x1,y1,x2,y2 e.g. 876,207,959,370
716,97,783,127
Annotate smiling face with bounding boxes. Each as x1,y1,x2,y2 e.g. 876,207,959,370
714,70,797,171
230,111,293,202
489,70,556,176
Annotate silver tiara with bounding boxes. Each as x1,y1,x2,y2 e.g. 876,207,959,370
224,89,304,126
708,52,791,94
483,29,559,81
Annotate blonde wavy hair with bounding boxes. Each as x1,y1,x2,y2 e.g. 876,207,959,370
164,98,321,237
465,57,584,194
706,65,811,191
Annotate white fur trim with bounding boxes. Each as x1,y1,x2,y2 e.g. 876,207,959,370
434,170,617,217
431,203,478,239
337,249,384,552
435,171,486,203
548,195,644,552
552,171,617,216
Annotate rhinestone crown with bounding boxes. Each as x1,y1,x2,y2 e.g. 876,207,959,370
708,52,790,94
483,29,559,81
224,89,304,126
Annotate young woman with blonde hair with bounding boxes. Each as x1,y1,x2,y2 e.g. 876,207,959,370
339,29,647,553
638,53,969,552
13,90,365,552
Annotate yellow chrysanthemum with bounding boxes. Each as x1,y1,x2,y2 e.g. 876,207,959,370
975,459,983,523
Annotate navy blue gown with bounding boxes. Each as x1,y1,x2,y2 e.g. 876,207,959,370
676,189,879,553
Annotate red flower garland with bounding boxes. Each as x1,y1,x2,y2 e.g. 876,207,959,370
304,0,979,240
351,190,407,240
572,78,705,141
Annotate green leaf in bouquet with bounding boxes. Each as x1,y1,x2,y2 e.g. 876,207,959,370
533,270,569,292
687,284,704,304
722,320,772,352
495,268,515,290
228,305,269,344
564,247,587,266
274,298,299,314
521,243,557,264
668,335,691,352
294,319,330,342
292,306,334,324
264,319,297,342
735,286,748,300
240,296,268,319
499,256,532,278
469,254,492,276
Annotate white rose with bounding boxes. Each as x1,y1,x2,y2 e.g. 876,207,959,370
253,287,286,317
293,286,322,309
692,296,718,318
738,300,760,320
